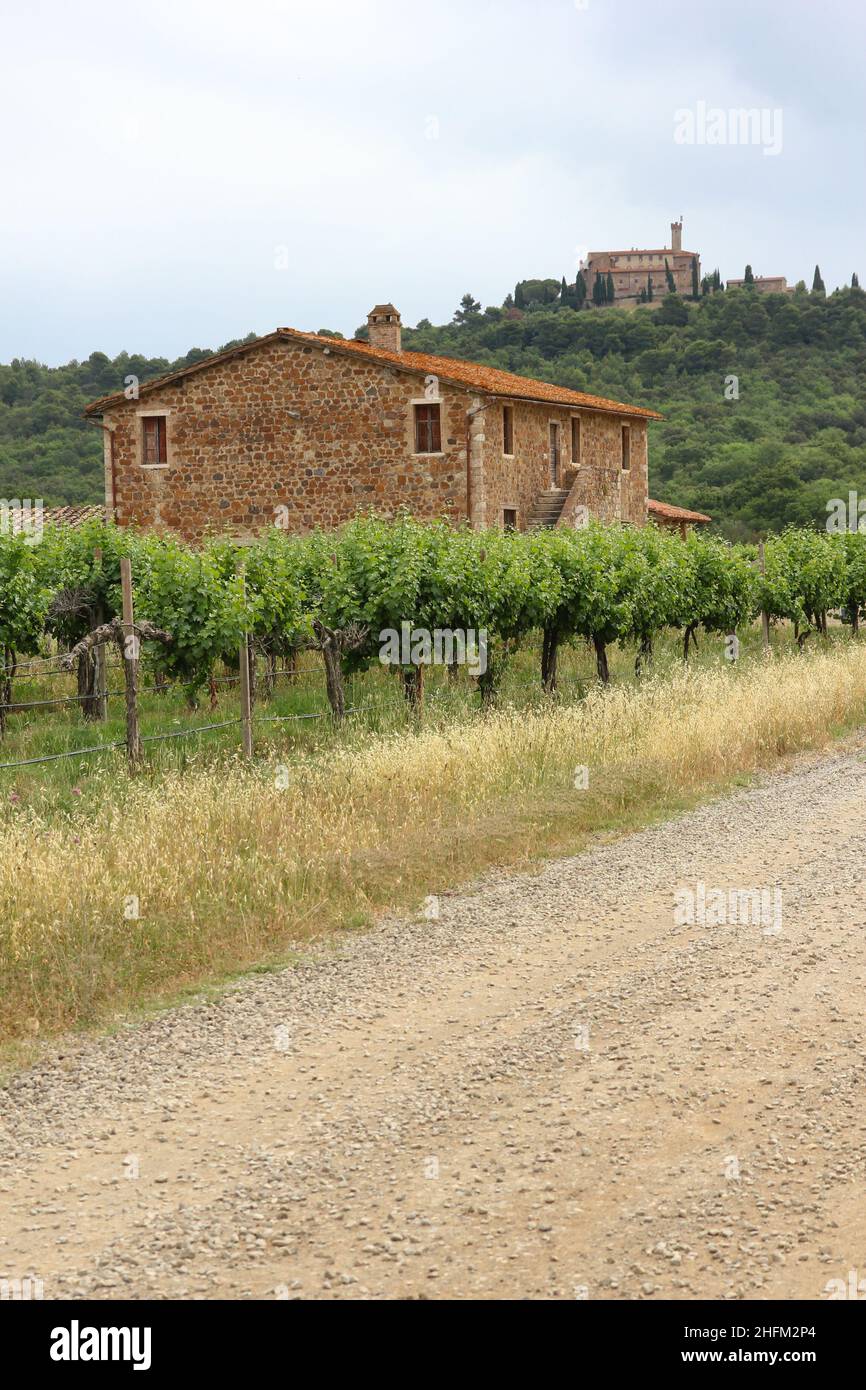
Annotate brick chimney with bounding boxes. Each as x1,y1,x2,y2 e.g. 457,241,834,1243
670,219,683,252
367,303,402,352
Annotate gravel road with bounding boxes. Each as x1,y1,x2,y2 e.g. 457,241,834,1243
3,740,866,1301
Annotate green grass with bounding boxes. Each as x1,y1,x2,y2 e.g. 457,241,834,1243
0,619,831,818
3,629,866,1062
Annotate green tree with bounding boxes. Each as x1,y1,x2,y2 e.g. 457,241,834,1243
665,258,676,294
811,265,826,296
453,293,482,324
657,294,689,326
691,256,700,299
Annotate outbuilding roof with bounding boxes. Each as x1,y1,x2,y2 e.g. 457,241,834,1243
6,503,104,531
647,498,711,524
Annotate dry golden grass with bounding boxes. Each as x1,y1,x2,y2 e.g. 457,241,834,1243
4,642,866,1045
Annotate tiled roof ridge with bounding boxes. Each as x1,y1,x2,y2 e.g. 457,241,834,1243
84,326,662,421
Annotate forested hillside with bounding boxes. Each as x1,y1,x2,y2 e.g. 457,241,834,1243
2,285,864,540
0,334,257,512
401,283,866,540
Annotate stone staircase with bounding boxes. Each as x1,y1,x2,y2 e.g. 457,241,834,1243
527,487,571,529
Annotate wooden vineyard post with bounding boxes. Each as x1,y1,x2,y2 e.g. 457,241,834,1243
238,565,254,757
120,556,142,769
239,637,253,757
93,547,108,721
758,541,770,656
60,598,172,772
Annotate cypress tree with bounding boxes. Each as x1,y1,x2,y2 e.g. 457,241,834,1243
744,264,755,286
646,273,653,302
665,258,676,294
853,272,860,289
574,270,587,308
592,272,604,306
691,256,700,299
606,271,615,303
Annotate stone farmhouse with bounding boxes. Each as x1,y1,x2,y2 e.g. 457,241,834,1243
83,303,704,542
581,220,699,304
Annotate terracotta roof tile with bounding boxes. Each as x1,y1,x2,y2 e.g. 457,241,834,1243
84,327,662,421
647,498,711,524
6,503,104,531
586,249,697,259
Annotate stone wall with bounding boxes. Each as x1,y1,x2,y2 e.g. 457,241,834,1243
101,337,650,542
584,250,698,302
479,400,648,529
103,339,471,542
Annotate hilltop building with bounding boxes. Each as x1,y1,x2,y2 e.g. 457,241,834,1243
726,274,791,295
581,220,700,304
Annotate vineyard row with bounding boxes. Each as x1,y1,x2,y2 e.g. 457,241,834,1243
1,515,864,732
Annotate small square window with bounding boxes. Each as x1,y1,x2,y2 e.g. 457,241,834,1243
571,416,581,465
142,415,168,465
621,425,631,471
414,403,441,454
503,406,514,455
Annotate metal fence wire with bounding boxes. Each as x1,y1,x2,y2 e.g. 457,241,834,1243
0,706,371,770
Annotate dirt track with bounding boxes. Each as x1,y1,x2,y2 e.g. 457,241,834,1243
3,740,866,1300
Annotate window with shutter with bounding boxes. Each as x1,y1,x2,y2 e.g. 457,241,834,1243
414,403,441,454
142,416,168,465
503,406,514,455
549,422,560,486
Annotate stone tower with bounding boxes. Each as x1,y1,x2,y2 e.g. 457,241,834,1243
670,219,683,252
367,303,402,353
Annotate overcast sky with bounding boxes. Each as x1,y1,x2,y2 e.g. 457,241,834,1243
1,0,863,365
